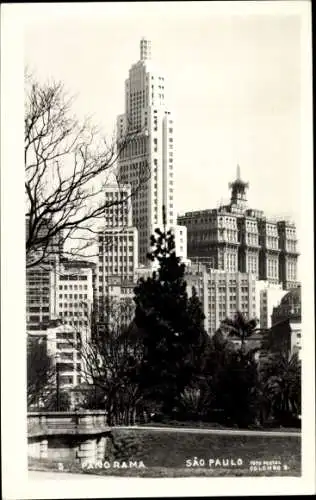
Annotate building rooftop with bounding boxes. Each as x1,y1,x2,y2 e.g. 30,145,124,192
61,258,96,269
178,168,296,227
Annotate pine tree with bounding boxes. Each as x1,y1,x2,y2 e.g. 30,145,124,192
133,208,208,416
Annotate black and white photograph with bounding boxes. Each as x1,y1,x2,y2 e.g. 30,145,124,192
1,1,315,498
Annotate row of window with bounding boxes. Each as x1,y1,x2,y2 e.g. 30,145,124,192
58,303,88,309
27,288,50,295
59,311,88,318
27,283,50,290
59,285,88,291
27,279,50,286
208,302,253,310
55,332,76,340
28,315,49,322
59,293,88,299
99,248,134,255
59,275,88,281
98,268,134,277
57,363,81,372
27,306,49,313
27,299,50,305
27,270,50,277
99,256,134,265
209,277,253,291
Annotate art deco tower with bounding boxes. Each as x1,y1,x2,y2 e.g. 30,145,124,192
117,38,186,265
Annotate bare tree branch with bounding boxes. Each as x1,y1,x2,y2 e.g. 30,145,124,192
25,74,150,268
76,298,144,424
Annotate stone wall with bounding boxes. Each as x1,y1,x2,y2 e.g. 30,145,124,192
28,410,110,465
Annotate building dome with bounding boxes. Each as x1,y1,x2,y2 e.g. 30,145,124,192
272,286,301,323
280,286,301,306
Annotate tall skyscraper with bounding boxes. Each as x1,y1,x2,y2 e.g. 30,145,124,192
117,38,186,265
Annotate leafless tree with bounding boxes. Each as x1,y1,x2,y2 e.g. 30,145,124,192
25,73,150,268
78,298,145,425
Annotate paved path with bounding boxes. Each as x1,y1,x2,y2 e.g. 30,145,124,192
115,425,301,437
29,471,112,480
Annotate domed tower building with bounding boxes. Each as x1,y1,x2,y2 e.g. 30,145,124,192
178,165,299,290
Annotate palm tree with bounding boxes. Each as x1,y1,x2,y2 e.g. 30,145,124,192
259,352,301,424
220,311,258,346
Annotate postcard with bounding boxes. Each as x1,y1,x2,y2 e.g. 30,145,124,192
1,1,314,498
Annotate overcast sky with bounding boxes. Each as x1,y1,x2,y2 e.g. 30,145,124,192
24,2,306,246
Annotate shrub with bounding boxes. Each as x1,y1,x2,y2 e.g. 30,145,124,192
105,432,144,462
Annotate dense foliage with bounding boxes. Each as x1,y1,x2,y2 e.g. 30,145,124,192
133,217,208,416
27,336,55,409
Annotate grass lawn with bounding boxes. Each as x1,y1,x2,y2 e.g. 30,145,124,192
141,420,301,433
29,427,301,477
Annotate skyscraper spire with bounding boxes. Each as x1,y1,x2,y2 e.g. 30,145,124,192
237,164,241,180
140,37,151,61
228,165,249,210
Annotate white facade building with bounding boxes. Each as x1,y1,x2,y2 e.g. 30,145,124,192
26,258,94,341
46,322,83,389
51,262,94,346
97,228,138,282
27,320,85,391
255,280,288,329
117,38,186,264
